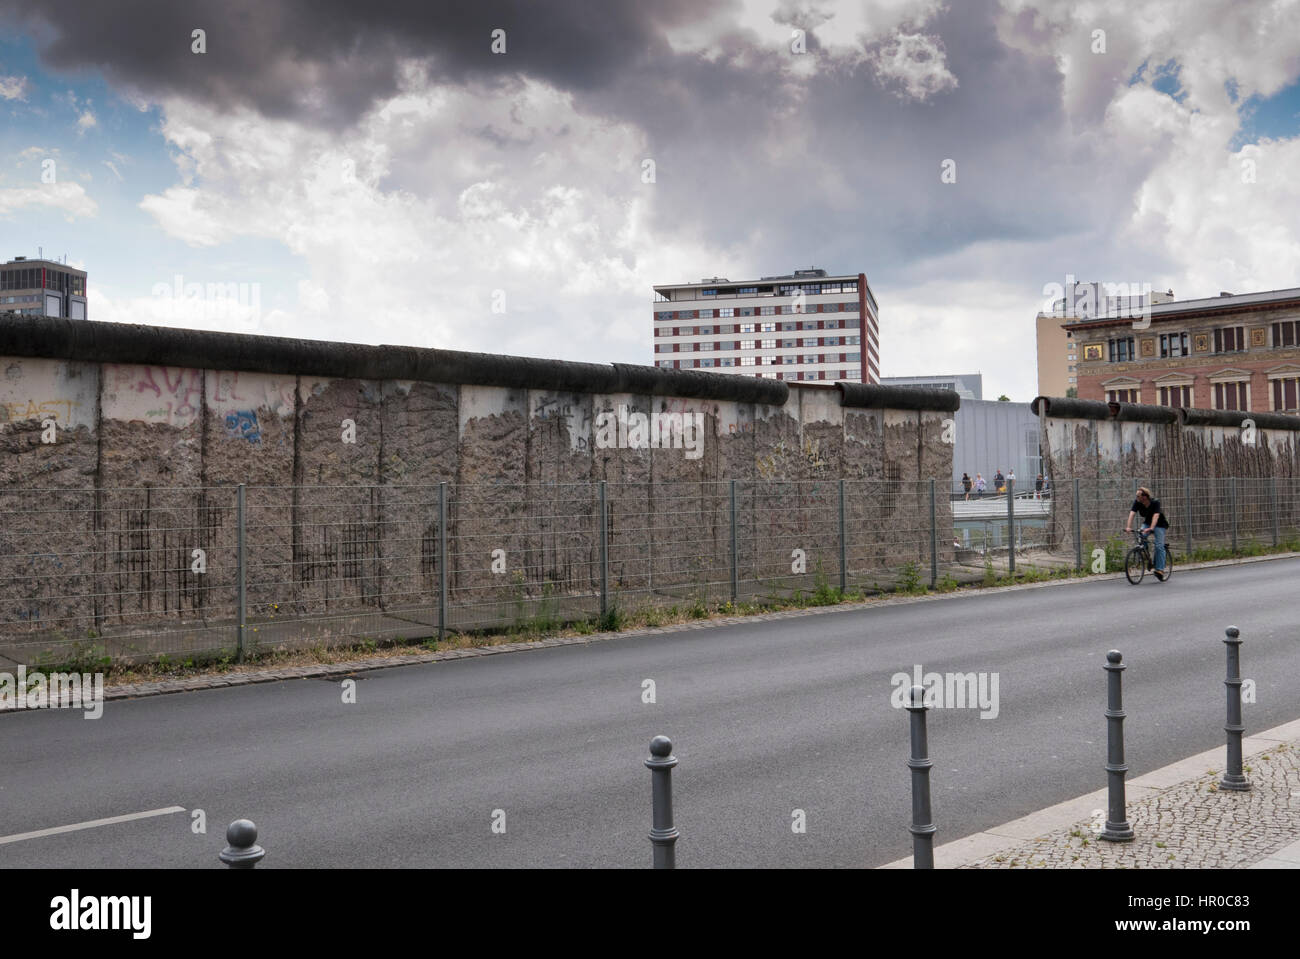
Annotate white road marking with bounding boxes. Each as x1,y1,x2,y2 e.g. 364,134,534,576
0,805,187,845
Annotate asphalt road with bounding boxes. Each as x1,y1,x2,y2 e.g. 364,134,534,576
3,558,1299,868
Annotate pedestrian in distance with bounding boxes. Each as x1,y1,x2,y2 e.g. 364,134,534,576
1007,467,1016,490
962,472,972,501
1035,473,1044,499
994,468,1005,494
975,473,986,498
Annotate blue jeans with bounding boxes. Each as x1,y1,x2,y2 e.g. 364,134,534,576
1151,526,1166,570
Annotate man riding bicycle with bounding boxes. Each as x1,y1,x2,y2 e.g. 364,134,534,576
1125,486,1169,580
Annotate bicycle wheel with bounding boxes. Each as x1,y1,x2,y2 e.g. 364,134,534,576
1124,546,1146,585
1162,549,1173,581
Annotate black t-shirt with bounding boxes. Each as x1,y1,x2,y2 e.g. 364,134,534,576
1131,498,1169,528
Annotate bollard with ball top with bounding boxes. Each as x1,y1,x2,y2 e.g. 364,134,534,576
1100,651,1134,842
645,735,679,869
219,819,266,868
906,684,936,868
1219,626,1250,792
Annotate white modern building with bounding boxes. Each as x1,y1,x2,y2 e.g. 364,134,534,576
652,268,879,383
0,255,88,319
879,373,982,400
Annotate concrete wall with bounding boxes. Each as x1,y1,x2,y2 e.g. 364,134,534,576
1031,395,1300,555
0,314,957,659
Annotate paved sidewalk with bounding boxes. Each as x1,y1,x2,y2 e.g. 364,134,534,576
882,718,1300,868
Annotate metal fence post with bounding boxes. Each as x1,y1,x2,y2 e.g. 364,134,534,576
219,819,265,868
839,478,848,595
1073,477,1083,570
236,483,247,662
599,480,609,618
645,735,679,869
906,685,936,868
1220,626,1250,792
1185,476,1193,557
1100,650,1134,842
730,480,739,603
1006,478,1016,575
438,481,448,642
1230,476,1238,552
929,479,938,588
1271,477,1279,547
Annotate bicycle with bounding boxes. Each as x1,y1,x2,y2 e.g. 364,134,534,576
1124,528,1174,585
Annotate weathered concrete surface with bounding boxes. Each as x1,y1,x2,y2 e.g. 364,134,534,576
1034,395,1300,556
0,315,962,663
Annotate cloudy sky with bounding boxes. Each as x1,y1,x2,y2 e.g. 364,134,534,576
2,0,1298,400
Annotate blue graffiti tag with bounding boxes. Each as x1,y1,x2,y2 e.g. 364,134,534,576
224,410,262,444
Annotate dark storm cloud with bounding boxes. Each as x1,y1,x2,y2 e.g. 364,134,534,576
3,0,1120,285
0,0,716,126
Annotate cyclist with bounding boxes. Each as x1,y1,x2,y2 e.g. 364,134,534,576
1125,486,1169,580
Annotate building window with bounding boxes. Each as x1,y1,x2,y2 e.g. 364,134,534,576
804,355,817,364
719,308,734,318
761,322,775,332
740,323,754,333
1160,332,1189,358
739,307,753,317
1272,377,1300,412
1158,385,1192,407
761,339,776,349
783,356,795,364
701,289,717,296
740,340,755,350
1108,337,1135,362
1214,327,1245,353
1106,389,1140,403
1214,381,1248,410
740,357,756,366
1273,321,1300,347
700,342,713,351
737,287,757,295
783,339,795,348
760,306,775,315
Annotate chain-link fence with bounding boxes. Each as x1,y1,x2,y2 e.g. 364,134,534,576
1,477,1295,667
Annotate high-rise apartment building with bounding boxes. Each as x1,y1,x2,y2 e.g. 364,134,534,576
652,268,878,383
0,256,88,319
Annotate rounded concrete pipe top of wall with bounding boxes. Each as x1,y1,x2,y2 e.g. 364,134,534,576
1105,401,1179,424
0,314,790,406
1030,396,1113,420
1179,407,1300,431
836,382,960,412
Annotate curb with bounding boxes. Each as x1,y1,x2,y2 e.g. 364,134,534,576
878,717,1300,869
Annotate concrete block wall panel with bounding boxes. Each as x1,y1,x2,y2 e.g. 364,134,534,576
0,358,100,650
882,410,923,568
591,392,653,597
752,398,804,584
920,411,956,566
648,396,729,603
454,385,528,623
98,364,205,629
378,380,458,621
292,377,384,619
525,389,596,603
797,388,845,588
203,370,297,635
843,409,884,580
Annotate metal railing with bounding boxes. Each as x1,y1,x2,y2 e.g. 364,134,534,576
1,477,1296,667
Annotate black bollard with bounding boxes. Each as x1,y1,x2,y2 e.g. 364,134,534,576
219,819,266,868
1219,627,1250,792
645,736,679,869
906,685,936,868
1100,651,1134,842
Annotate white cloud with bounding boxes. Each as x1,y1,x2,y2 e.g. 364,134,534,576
0,75,29,101
866,31,958,100
136,71,737,359
0,181,98,220
77,109,97,132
